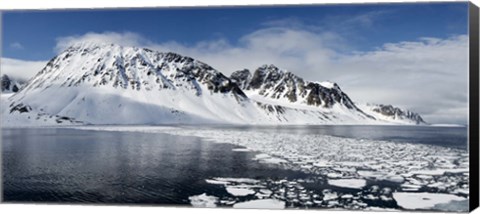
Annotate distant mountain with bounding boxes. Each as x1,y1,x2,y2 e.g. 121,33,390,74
358,103,426,125
1,43,426,126
1,74,24,93
230,64,373,118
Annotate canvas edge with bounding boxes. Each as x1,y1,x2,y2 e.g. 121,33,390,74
0,2,477,212
469,1,480,212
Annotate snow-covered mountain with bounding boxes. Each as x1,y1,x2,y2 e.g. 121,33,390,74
1,74,24,93
357,103,426,125
230,65,373,118
2,43,426,126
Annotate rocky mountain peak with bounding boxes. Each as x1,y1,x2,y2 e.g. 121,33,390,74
366,104,426,124
1,74,24,93
23,44,247,100
230,64,365,111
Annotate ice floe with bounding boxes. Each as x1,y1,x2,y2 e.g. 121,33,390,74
189,193,218,207
205,179,230,185
253,153,288,165
357,170,404,183
328,179,367,189
392,192,466,210
232,148,250,152
233,199,285,209
226,187,256,196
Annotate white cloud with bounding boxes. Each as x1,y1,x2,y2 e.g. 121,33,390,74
10,42,24,50
54,31,148,53
14,29,469,124
1,58,47,81
331,35,468,124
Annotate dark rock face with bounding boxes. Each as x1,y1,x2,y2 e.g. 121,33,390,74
9,103,31,113
1,74,22,93
371,104,426,124
231,64,362,110
230,69,252,89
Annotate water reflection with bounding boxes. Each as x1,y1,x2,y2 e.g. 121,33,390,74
2,128,303,204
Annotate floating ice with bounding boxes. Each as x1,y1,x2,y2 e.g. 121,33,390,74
233,199,285,209
205,179,230,185
232,148,250,152
357,170,404,183
400,183,422,191
254,153,288,165
327,173,343,178
256,189,273,198
322,191,339,201
313,161,331,167
75,125,470,209
226,187,256,196
411,169,447,176
392,192,466,210
341,194,354,199
189,193,218,208
432,199,469,212
328,179,367,189
208,177,259,184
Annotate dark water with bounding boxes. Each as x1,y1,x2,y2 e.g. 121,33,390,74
1,125,468,206
2,128,307,204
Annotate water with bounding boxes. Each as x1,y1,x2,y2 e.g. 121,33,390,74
2,128,307,204
1,125,469,209
205,125,468,150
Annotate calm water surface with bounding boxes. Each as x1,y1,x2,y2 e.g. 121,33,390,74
2,128,307,204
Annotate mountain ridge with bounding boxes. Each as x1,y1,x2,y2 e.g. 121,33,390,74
230,64,373,119
2,43,426,126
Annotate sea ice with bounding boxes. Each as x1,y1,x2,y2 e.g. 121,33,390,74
341,194,354,199
226,187,256,196
233,199,285,209
189,193,218,207
232,148,250,152
205,179,230,185
392,192,466,210
75,125,470,205
209,177,259,184
328,179,367,189
253,153,288,164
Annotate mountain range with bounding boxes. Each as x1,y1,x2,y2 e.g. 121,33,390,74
1,43,426,126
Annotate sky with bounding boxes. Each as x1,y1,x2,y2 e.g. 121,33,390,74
1,2,470,124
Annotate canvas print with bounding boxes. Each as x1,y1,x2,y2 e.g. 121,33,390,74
0,2,475,212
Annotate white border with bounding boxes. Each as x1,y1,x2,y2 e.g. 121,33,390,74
0,0,478,214
0,0,471,10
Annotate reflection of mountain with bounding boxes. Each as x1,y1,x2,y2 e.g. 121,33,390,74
2,43,426,125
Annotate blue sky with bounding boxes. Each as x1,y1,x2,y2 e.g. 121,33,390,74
2,2,468,60
0,2,470,124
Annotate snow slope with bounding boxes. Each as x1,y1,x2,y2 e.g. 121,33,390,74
2,42,426,126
